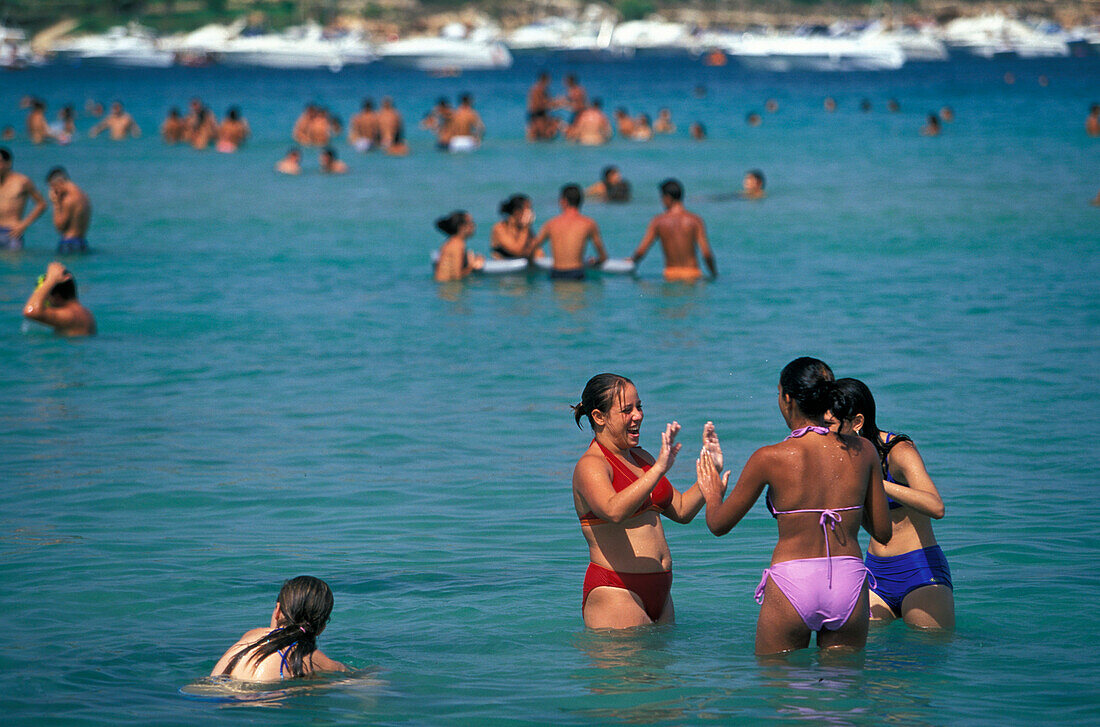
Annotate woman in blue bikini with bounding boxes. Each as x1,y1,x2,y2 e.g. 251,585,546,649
828,378,954,630
211,576,347,681
696,357,892,654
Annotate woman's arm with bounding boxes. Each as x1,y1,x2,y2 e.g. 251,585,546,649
862,452,892,544
886,441,945,519
662,422,724,523
698,448,766,536
574,423,681,524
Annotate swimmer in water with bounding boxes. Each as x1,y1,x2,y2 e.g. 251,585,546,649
23,261,96,336
765,98,779,113
632,114,653,141
161,107,185,144
319,147,348,174
940,106,955,123
921,113,941,137
211,576,347,681
654,108,675,134
433,210,484,282
824,97,837,112
887,99,900,113
1087,104,1099,137
614,108,635,138
525,184,607,280
826,378,953,630
572,374,722,628
378,97,409,156
746,112,762,127
490,194,539,259
689,122,706,140
47,166,91,254
629,178,715,282
89,101,141,140
189,107,218,150
586,166,631,203
567,99,611,146
26,99,52,144
696,357,891,655
442,93,484,152
276,148,302,175
0,146,47,250
741,169,766,200
349,98,380,151
216,107,250,152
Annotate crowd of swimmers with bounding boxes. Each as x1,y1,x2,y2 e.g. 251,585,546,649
432,171,776,283
206,354,953,684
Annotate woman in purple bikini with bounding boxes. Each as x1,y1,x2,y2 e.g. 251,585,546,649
696,357,892,654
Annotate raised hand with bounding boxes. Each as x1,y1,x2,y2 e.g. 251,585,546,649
696,448,730,502
702,421,723,471
654,421,682,474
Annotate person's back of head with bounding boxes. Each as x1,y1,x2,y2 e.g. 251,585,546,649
592,97,603,110
362,98,374,110
227,106,241,121
779,356,836,419
659,178,683,201
459,93,472,106
0,146,12,164
51,277,77,303
601,165,618,183
436,210,468,236
561,184,582,210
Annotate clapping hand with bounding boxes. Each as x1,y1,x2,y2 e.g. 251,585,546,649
654,421,682,474
702,421,723,471
696,448,730,502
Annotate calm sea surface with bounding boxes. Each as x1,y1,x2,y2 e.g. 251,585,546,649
1,54,1098,725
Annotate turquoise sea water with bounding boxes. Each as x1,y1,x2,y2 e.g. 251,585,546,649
1,56,1098,725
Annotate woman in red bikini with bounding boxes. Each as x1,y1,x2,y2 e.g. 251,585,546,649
572,373,721,629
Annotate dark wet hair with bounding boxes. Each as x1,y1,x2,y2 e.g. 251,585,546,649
747,169,765,189
830,378,911,478
168,107,180,117
560,184,582,209
227,106,241,121
50,278,76,301
219,576,334,679
592,98,603,109
46,166,68,182
459,93,472,105
573,373,634,429
322,146,337,159
499,194,530,217
779,356,836,419
659,178,682,200
361,98,374,110
0,147,11,162
601,165,618,182
435,210,469,235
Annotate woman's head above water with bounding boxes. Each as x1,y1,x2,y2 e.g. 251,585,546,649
778,357,836,423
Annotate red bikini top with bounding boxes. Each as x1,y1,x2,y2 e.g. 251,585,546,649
579,439,674,526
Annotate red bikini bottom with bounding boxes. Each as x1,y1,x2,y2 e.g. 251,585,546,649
582,562,673,622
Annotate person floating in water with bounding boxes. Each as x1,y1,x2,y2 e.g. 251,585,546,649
921,113,942,137
741,169,766,200
696,357,891,655
23,261,96,336
629,178,715,283
586,166,631,203
47,167,91,254
319,147,348,174
0,146,46,250
89,101,141,140
1087,103,1099,137
526,184,607,280
211,576,347,681
276,148,302,175
161,107,185,144
433,210,483,282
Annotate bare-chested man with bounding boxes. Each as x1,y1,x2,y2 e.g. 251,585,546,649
443,94,484,151
563,74,587,121
377,97,408,155
567,99,612,146
0,147,46,250
629,178,715,283
349,98,380,151
216,106,250,152
740,169,766,200
526,184,608,280
47,167,91,254
613,108,635,138
23,261,96,336
89,101,141,140
527,72,554,117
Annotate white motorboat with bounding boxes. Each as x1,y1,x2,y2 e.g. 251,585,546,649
858,22,948,62
380,25,511,71
213,22,374,71
610,19,696,56
0,25,40,69
722,31,905,71
50,23,174,67
942,14,1069,58
506,8,629,61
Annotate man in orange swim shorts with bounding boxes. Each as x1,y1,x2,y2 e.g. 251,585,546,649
628,178,716,282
